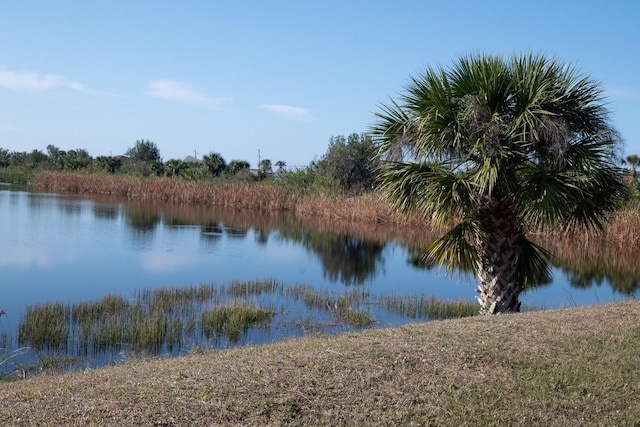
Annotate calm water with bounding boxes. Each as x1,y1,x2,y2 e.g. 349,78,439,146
1,184,638,366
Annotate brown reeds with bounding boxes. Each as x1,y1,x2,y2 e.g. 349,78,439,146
34,172,433,231
35,172,289,210
35,171,640,258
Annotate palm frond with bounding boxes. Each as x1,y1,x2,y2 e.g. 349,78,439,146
377,161,475,225
371,99,416,162
425,221,478,274
517,237,553,289
517,166,580,229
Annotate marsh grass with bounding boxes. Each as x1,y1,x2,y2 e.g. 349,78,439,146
19,303,69,350
201,303,276,342
385,294,479,319
14,280,481,378
36,172,292,210
34,172,426,227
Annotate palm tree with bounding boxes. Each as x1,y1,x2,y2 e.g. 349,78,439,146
275,160,287,172
624,154,639,179
164,159,184,177
372,53,627,314
203,152,227,177
259,159,273,176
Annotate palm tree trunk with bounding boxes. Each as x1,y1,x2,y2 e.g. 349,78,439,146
475,196,522,314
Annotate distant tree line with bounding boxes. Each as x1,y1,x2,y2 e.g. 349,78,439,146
0,133,381,195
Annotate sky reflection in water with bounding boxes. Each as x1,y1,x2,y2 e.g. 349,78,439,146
1,185,638,341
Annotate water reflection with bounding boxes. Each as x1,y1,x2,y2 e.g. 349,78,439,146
114,198,640,296
124,203,160,231
113,200,391,286
540,236,640,296
2,185,640,376
92,203,119,220
2,186,640,306
279,228,385,285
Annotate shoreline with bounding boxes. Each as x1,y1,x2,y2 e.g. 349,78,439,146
1,300,639,425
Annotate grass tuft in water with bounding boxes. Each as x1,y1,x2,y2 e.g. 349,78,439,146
19,303,69,350
201,303,276,342
385,294,479,320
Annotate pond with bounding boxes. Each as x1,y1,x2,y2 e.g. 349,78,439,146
1,184,638,374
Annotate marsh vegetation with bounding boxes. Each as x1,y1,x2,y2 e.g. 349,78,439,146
6,280,478,378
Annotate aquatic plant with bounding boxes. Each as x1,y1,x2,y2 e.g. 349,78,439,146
201,303,276,343
14,280,484,378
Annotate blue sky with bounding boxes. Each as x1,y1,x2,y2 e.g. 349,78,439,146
1,1,639,168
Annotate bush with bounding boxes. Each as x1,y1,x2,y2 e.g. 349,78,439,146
277,166,341,196
315,133,380,194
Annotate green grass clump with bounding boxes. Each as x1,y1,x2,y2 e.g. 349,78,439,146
18,303,69,350
385,294,478,320
201,303,276,342
337,309,374,327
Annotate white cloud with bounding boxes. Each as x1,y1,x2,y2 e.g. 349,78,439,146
0,68,87,93
260,104,310,119
146,79,226,107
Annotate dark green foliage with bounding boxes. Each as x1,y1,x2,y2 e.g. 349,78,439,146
316,133,380,193
61,149,92,170
9,151,27,166
0,148,10,167
26,149,49,166
227,160,250,175
126,139,161,162
164,159,185,177
257,159,272,180
121,159,165,177
277,164,340,196
203,152,227,177
94,156,122,174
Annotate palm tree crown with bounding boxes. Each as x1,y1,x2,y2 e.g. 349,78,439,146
625,154,639,178
372,53,627,313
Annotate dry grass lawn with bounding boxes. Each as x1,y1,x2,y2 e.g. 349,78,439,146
1,300,640,426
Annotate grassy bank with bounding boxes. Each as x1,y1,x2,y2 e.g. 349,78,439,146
1,300,639,426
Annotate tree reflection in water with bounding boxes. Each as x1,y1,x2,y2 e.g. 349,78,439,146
279,229,385,285
540,236,640,295
115,198,640,294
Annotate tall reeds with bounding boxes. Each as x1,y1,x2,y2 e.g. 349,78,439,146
33,172,433,229
35,172,291,211
19,303,69,350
